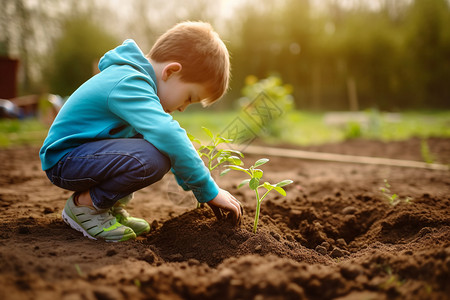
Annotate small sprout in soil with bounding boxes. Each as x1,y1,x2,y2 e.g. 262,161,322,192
420,139,435,164
378,265,405,290
379,179,413,206
74,264,84,277
188,127,244,208
333,257,343,263
227,158,293,233
134,279,141,288
379,274,405,290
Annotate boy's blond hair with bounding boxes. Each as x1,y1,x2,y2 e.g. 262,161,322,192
148,21,230,105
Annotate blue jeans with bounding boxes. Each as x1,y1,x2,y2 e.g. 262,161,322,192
46,138,171,209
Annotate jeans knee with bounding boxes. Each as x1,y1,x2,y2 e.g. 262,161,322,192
138,142,171,182
152,153,171,181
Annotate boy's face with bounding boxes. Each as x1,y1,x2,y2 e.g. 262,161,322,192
158,74,207,114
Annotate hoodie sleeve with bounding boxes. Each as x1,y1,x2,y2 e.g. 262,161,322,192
107,74,219,203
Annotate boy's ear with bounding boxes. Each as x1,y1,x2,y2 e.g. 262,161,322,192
161,62,182,81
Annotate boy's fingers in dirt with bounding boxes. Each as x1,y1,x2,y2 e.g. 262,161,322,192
233,198,244,216
208,204,223,220
229,197,242,225
225,190,242,214
208,190,242,225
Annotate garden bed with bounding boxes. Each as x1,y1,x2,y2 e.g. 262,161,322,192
0,137,449,300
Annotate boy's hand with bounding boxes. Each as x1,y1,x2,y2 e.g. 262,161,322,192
207,189,243,225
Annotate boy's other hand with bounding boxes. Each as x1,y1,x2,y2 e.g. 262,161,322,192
207,189,242,226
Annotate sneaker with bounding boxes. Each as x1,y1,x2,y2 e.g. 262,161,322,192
111,194,150,236
62,194,136,242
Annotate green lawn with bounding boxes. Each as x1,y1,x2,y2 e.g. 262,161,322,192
174,110,450,146
1,110,449,148
0,118,48,148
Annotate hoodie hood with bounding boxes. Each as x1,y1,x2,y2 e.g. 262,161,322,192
98,39,157,86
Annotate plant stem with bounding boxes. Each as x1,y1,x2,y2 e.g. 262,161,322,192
199,148,213,209
208,152,212,170
253,189,271,233
253,190,261,233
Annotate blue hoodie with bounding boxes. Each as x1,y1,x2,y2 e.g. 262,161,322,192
39,40,219,203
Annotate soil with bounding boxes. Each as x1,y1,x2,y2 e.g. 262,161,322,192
0,137,449,300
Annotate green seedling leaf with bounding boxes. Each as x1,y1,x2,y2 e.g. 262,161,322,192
187,133,201,144
224,157,293,233
238,179,251,188
225,156,242,165
249,177,260,190
254,158,269,167
253,169,263,179
263,182,274,190
220,169,231,176
229,150,244,157
217,136,233,144
188,127,244,209
217,156,227,164
276,180,293,187
202,127,214,138
227,165,248,172
274,186,286,196
216,151,233,162
221,149,244,158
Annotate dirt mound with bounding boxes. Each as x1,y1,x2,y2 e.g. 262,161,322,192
0,138,449,299
145,207,329,268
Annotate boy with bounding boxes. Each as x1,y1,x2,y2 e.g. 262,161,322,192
40,21,242,242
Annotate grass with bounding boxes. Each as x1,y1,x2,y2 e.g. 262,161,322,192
1,110,449,148
0,118,48,148
175,110,450,146
375,111,450,141
173,110,238,139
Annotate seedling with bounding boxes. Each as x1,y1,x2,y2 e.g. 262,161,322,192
420,139,435,164
225,158,293,233
74,264,84,277
378,265,405,290
134,279,141,288
188,127,244,208
379,179,412,206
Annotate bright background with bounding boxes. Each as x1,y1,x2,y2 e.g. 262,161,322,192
1,0,449,148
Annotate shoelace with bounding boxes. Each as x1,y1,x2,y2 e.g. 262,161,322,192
112,206,130,218
93,209,117,227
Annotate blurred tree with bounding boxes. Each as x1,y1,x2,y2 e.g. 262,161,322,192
227,1,278,103
0,0,109,96
335,11,402,110
228,0,450,110
45,15,119,97
282,0,315,109
4,0,450,110
229,0,312,108
1,0,36,93
403,0,450,108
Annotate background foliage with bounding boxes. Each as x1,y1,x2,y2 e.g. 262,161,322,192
45,15,119,96
1,0,450,111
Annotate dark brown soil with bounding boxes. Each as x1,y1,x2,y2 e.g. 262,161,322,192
0,137,449,300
